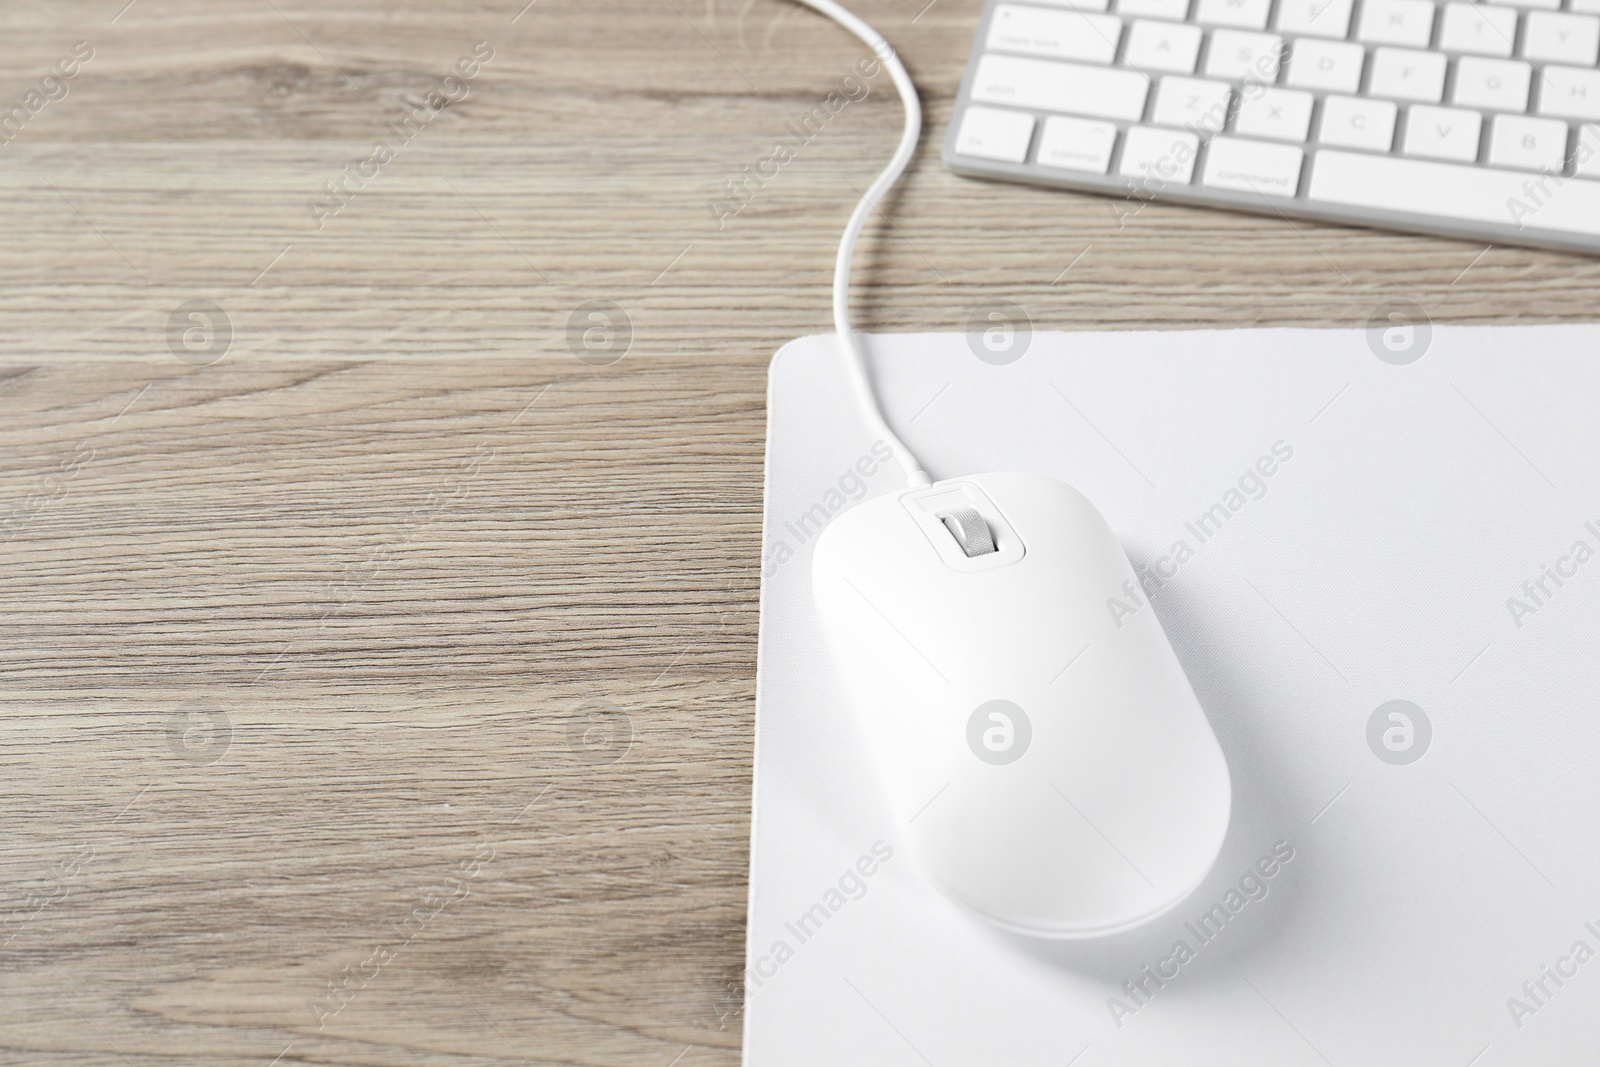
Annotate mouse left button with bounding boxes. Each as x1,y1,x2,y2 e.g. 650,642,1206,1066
939,507,996,557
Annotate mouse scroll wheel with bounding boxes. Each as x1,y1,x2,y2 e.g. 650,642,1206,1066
940,507,997,557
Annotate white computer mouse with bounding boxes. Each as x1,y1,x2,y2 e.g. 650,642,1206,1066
812,471,1231,938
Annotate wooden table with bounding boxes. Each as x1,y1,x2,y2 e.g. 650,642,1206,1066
1,1,1595,1063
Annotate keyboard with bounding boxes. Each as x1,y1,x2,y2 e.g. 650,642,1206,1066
943,0,1600,254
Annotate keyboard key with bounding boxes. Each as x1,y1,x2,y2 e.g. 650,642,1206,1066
1038,114,1120,171
1202,136,1305,194
971,54,1151,121
1234,87,1315,140
1286,37,1366,92
987,4,1124,65
1538,66,1600,120
1572,0,1600,15
1368,47,1448,102
1124,19,1204,72
1274,0,1353,39
1119,124,1201,181
954,105,1037,161
1452,56,1531,112
1195,0,1270,29
1308,149,1600,235
1576,124,1600,176
1356,0,1436,48
1402,104,1482,161
1204,29,1284,80
1318,94,1398,150
1153,75,1235,131
1116,0,1190,18
1494,0,1559,8
1029,0,1113,11
1523,12,1600,66
1437,3,1517,57
1488,114,1570,171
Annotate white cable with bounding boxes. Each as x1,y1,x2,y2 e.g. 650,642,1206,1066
794,0,932,489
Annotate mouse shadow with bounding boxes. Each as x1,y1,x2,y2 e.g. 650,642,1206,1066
980,545,1311,991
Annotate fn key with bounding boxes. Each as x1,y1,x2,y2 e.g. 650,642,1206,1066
955,106,1036,163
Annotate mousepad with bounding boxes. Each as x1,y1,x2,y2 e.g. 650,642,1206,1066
744,324,1600,1066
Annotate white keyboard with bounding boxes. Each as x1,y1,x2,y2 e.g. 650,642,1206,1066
943,0,1600,254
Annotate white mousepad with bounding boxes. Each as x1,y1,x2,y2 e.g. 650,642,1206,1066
745,325,1600,1066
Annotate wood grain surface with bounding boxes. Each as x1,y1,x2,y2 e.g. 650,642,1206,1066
1,0,1597,1063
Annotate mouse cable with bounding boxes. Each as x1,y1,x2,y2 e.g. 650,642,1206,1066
794,0,932,489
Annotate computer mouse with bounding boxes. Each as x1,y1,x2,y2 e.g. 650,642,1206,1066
812,471,1231,938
